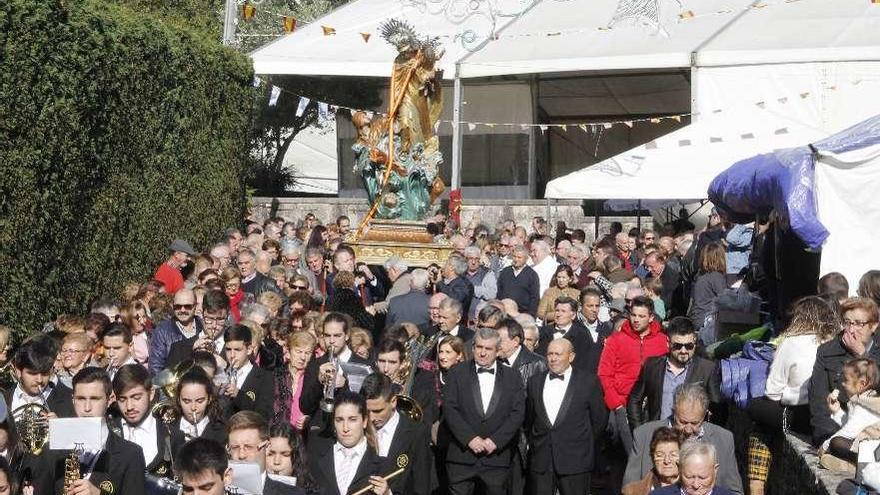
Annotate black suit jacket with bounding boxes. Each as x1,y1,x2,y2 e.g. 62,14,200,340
626,355,719,429
381,413,433,495
423,326,475,362
437,277,476,320
441,360,525,468
45,431,146,495
526,368,608,475
386,289,432,329
169,417,228,459
300,351,373,417
307,431,385,495
108,415,174,475
408,368,440,425
535,321,597,372
264,476,307,495
225,364,275,421
3,382,75,465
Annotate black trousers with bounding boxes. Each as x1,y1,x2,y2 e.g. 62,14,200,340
446,462,508,495
747,397,811,435
528,469,590,495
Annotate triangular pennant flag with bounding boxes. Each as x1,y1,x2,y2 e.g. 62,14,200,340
710,137,723,143
361,32,371,42
486,123,496,128
623,121,634,128
539,125,548,133
678,10,695,19
295,96,309,117
318,102,330,120
252,76,262,88
755,101,766,108
672,116,681,123
578,124,589,132
800,92,810,99
645,141,658,149
268,86,281,107
777,97,788,104
283,16,297,33
242,3,256,20
467,123,476,131
560,124,567,132
650,118,661,124
678,139,692,147
322,26,336,35
603,123,613,129
547,32,562,36
774,128,789,135
521,124,530,131
741,133,755,140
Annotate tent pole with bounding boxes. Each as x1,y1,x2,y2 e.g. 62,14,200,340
637,200,642,231
528,76,538,199
451,65,463,191
594,202,600,242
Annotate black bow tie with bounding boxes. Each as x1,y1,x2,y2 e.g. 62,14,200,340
499,358,510,366
477,367,495,375
554,328,567,334
549,372,565,381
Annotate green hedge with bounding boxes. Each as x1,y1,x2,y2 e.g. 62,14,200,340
0,0,254,336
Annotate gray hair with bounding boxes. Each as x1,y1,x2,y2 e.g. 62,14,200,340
240,303,271,323
512,245,529,257
410,269,430,290
531,239,551,256
447,254,468,276
673,383,710,413
464,246,481,258
474,327,501,348
477,304,506,326
569,243,588,259
384,256,409,272
281,244,302,257
238,248,256,261
515,313,538,332
439,296,462,316
679,439,717,466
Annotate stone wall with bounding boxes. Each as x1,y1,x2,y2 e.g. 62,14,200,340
250,197,654,241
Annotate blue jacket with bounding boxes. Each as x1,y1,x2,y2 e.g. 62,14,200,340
652,484,737,495
725,224,754,275
149,317,204,375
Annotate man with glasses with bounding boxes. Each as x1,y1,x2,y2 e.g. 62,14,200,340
226,411,304,494
497,233,515,272
58,333,94,388
626,317,719,430
154,238,197,295
166,290,230,370
149,288,205,375
237,248,276,297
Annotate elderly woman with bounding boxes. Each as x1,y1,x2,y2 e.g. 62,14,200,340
622,427,687,495
274,331,317,431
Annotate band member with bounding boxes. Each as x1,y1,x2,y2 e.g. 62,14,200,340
111,364,173,476
373,339,438,425
222,325,274,420
226,411,305,495
267,423,318,491
526,339,607,495
174,437,233,495
535,297,593,371
166,290,230,370
307,391,389,495
442,327,526,495
300,313,372,418
170,368,228,458
360,373,432,495
47,367,146,495
102,325,138,381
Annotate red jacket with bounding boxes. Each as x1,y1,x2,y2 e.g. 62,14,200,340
154,262,183,295
598,319,668,410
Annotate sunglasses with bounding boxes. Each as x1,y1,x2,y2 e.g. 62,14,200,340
174,304,195,310
671,342,696,351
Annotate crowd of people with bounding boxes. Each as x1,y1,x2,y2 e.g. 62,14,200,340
1,208,879,495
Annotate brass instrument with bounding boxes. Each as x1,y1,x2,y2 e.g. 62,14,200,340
395,333,441,422
320,343,339,413
10,374,52,455
152,361,193,425
63,443,85,495
351,454,409,495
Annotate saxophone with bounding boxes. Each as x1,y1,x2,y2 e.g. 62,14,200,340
63,443,84,495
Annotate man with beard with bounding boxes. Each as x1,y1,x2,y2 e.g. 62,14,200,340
166,290,230,370
154,239,196,295
175,438,233,495
149,288,204,375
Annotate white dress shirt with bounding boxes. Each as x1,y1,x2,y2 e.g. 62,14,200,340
531,256,559,297
476,362,497,414
235,361,253,390
334,437,367,495
11,384,46,413
338,345,353,363
553,323,573,340
502,346,522,367
543,366,573,425
376,411,401,457
124,413,159,465
584,319,599,343
179,414,210,438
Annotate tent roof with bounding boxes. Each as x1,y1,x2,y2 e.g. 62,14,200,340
251,0,880,79
543,106,828,200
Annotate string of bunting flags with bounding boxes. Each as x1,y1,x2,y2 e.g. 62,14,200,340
238,0,877,41
255,76,877,147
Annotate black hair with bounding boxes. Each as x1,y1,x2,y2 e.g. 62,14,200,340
334,390,368,418
203,289,231,313
111,363,151,397
190,351,218,374
174,437,228,479
630,295,655,314
554,295,579,313
579,287,603,302
73,366,112,397
666,317,696,338
496,317,524,343
322,312,350,334
268,423,318,490
12,337,56,374
375,339,405,360
359,372,395,402
175,367,224,423
223,324,252,345
103,323,132,344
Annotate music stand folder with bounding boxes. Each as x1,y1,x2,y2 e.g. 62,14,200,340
230,461,263,494
49,417,105,451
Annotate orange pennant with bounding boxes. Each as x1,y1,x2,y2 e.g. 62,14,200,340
282,16,297,33
361,32,371,42
242,3,255,20
322,26,336,36
678,10,695,19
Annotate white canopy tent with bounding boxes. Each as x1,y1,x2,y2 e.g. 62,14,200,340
250,0,880,197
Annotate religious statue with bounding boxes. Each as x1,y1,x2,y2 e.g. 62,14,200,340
352,19,446,223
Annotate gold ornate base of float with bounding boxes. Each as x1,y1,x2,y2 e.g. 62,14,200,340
348,220,453,268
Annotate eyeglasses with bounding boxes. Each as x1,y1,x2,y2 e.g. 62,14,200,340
844,320,873,328
282,257,300,264
653,452,680,462
292,285,309,291
61,348,88,355
227,441,268,456
671,342,696,351
174,304,195,310
203,315,227,325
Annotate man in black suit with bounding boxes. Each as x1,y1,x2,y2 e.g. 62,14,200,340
221,325,274,421
576,288,613,369
442,327,526,495
497,246,540,316
436,254,476,320
111,364,174,479
360,373,433,495
536,296,594,372
300,312,373,419
526,339,608,495
374,339,438,425
166,289,230,370
175,437,235,495
386,268,432,329
424,298,475,361
627,317,719,429
497,318,547,495
227,411,304,494
43,367,146,495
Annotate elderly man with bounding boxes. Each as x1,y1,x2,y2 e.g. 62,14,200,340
566,244,591,289
383,256,412,302
149,288,204,375
516,314,540,353
464,246,497,322
419,292,449,335
497,246,540,317
437,254,476,319
615,232,635,271
450,234,469,256
327,245,385,304
154,238,196,295
209,242,232,271
555,239,572,265
644,251,683,317
529,239,558,297
625,384,743,494
653,441,737,495
237,248,273,296
386,268,432,329
425,298,475,346
497,233,515,273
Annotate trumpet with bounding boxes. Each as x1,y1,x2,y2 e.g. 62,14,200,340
320,343,339,413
